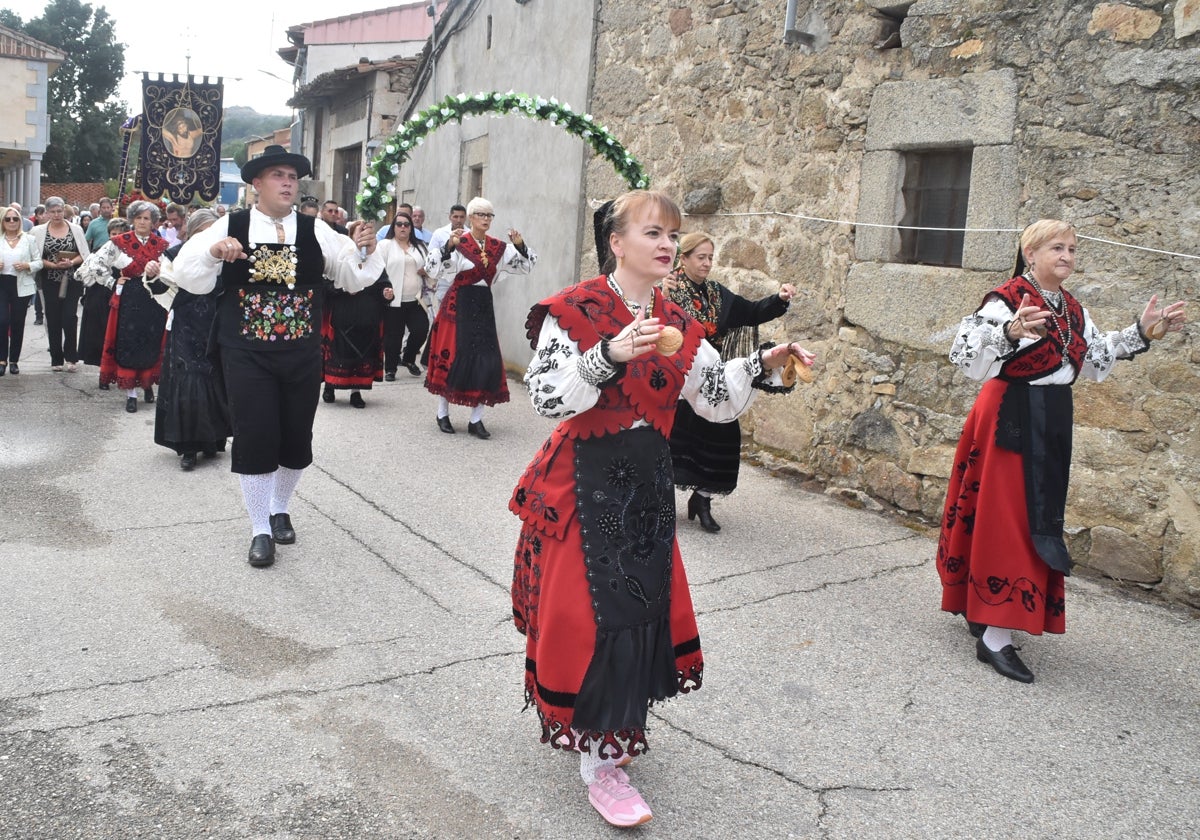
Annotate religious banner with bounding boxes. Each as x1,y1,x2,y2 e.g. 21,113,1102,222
138,74,224,203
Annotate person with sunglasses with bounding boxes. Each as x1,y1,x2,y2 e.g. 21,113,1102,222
376,210,430,380
423,196,536,438
0,209,41,375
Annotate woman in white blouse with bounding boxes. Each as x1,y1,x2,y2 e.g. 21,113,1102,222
507,190,814,828
31,196,90,371
0,208,42,375
376,210,431,380
936,219,1186,684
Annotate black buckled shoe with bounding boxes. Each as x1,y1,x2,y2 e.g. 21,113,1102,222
467,420,491,439
687,491,721,533
125,396,138,413
180,452,197,471
270,513,296,545
437,415,455,434
976,638,1034,683
349,391,366,409
248,534,275,568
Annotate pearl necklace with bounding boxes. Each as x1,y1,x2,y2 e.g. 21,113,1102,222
607,274,653,318
1023,271,1072,365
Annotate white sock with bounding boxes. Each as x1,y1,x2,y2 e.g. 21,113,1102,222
578,746,616,785
437,396,450,419
696,489,713,499
239,473,273,537
469,405,485,424
982,626,1014,652
270,466,304,516
126,388,138,398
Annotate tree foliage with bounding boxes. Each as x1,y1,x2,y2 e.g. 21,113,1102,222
3,0,126,182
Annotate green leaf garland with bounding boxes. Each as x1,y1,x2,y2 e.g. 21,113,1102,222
356,91,649,221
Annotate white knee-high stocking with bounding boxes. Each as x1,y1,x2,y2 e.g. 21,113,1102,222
239,473,273,537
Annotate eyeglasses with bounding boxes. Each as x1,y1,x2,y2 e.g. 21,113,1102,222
472,212,495,219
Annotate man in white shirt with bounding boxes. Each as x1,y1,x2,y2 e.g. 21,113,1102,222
173,145,384,568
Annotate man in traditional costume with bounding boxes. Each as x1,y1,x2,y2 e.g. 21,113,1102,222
172,146,384,567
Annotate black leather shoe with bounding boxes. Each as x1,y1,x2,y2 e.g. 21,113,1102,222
467,420,491,439
437,415,455,434
144,387,155,404
687,491,721,532
323,385,335,403
270,513,296,544
8,363,17,374
0,362,6,376
976,638,1034,683
406,362,422,377
180,452,197,471
98,381,109,390
248,534,275,567
349,391,366,409
385,371,396,381
125,396,138,413
33,316,43,325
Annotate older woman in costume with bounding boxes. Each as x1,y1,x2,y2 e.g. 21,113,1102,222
423,196,536,438
510,191,814,828
937,219,1186,684
663,231,796,533
31,196,89,371
79,217,131,385
154,209,231,470
79,200,170,413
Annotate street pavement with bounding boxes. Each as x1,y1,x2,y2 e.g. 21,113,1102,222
2,312,1198,840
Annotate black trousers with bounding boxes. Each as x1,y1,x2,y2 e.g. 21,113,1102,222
222,344,322,475
383,301,429,371
0,275,31,364
41,276,82,366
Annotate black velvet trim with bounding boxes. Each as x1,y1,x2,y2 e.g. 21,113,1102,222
751,341,796,394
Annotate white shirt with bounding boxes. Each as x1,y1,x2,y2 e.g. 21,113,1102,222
171,207,385,296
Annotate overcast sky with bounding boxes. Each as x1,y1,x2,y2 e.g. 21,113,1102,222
20,0,399,114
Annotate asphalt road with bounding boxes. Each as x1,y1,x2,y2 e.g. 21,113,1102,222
2,314,1198,839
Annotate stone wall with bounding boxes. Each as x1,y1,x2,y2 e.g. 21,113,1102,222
587,0,1200,605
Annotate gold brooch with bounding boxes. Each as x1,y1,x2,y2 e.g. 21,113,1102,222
247,243,299,289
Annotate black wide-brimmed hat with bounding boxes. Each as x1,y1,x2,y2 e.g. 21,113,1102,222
241,145,312,183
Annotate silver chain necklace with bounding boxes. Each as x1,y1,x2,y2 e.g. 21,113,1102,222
1023,271,1072,364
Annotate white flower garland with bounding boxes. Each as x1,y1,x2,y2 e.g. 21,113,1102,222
356,91,649,221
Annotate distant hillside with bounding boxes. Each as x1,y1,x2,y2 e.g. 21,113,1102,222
221,106,292,165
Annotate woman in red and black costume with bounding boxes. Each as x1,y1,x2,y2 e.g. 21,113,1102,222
510,190,815,828
937,219,1186,684
79,200,171,413
422,195,535,438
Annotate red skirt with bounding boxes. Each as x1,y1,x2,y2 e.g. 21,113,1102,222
936,379,1066,634
98,286,164,390
510,428,704,758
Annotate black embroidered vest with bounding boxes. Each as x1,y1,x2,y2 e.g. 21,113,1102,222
217,210,326,350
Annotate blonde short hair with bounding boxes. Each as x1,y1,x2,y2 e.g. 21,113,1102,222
607,190,682,239
678,231,714,257
1020,219,1076,255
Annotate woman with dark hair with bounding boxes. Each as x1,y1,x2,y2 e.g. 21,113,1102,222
377,210,431,380
320,221,394,408
154,209,231,470
510,190,814,827
78,200,170,412
31,196,90,371
937,219,1186,684
663,231,796,533
79,217,131,384
0,207,40,375
423,196,536,438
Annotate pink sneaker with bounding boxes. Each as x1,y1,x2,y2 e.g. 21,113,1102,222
587,766,652,827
